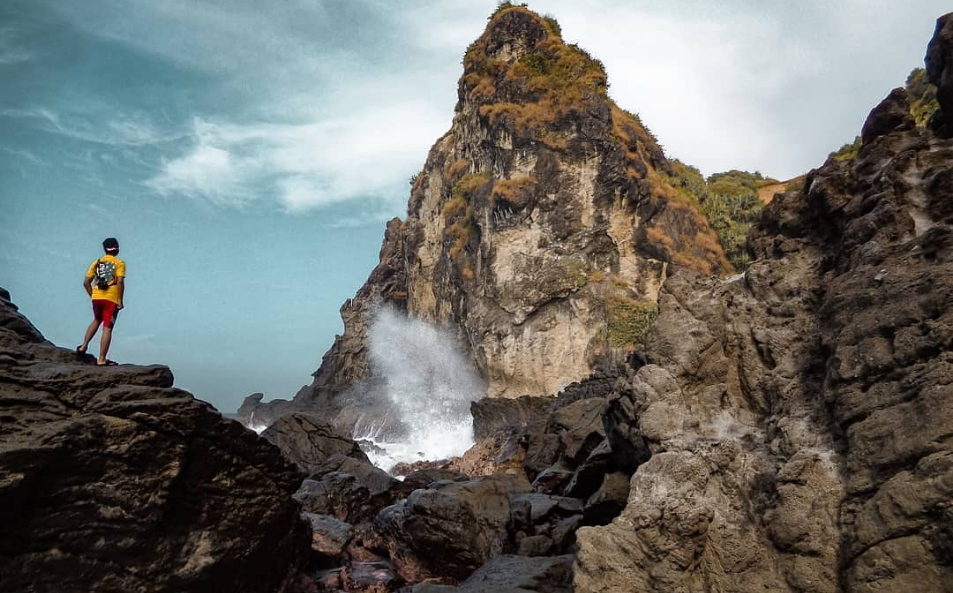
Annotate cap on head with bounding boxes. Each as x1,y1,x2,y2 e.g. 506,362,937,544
103,237,120,254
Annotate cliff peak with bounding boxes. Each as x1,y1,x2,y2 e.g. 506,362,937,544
237,4,732,416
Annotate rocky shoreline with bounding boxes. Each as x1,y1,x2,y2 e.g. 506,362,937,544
2,7,951,593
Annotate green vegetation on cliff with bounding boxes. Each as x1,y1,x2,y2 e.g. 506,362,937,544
667,162,765,270
606,292,659,349
906,67,940,127
443,173,487,270
460,4,731,277
467,9,607,147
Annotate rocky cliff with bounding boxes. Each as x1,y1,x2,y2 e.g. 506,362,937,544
277,11,953,592
574,14,953,592
226,10,953,593
244,5,732,425
0,288,312,592
8,7,946,593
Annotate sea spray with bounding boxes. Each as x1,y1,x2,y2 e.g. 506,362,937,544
356,306,485,472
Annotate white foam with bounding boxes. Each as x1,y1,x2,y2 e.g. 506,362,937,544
245,411,269,435
356,307,484,473
247,423,269,435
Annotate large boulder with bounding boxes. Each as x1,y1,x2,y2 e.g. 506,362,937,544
303,513,353,558
261,412,369,474
294,454,398,524
0,289,311,593
374,474,530,583
470,395,551,441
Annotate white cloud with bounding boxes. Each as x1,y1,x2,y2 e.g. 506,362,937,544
323,212,392,229
145,95,446,211
147,144,244,206
27,0,952,209
0,107,181,147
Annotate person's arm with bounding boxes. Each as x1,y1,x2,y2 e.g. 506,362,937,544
116,277,125,309
84,261,95,296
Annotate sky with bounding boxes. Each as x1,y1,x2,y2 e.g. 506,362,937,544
1,0,948,412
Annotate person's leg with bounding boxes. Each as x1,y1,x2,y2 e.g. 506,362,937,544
78,303,103,353
98,326,112,365
97,302,118,365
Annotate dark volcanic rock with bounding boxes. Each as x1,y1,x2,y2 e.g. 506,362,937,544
236,391,295,430
582,471,630,526
470,395,551,441
398,468,470,492
562,439,612,499
341,560,401,592
512,493,583,526
294,454,398,524
391,458,452,476
376,488,490,582
0,289,310,593
402,555,574,593
303,513,353,558
927,13,953,135
522,397,607,481
549,398,606,464
575,19,953,592
450,432,527,478
517,534,553,557
262,412,369,474
860,87,915,144
530,461,574,495
375,474,530,583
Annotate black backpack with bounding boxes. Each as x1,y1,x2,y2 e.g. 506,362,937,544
93,259,116,290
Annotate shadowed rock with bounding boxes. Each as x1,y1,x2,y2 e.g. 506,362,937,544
0,289,310,593
861,87,915,144
574,17,953,591
261,412,369,475
295,454,398,524
375,474,530,583
927,13,953,135
401,554,574,593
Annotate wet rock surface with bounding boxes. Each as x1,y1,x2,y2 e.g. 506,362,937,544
0,289,311,593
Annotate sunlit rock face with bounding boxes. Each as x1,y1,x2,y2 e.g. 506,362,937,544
401,7,729,400
243,6,729,428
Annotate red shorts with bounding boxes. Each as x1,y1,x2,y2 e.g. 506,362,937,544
92,300,120,329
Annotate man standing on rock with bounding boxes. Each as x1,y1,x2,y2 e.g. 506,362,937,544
77,237,125,366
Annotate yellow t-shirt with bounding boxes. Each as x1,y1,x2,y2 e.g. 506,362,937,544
85,255,126,305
